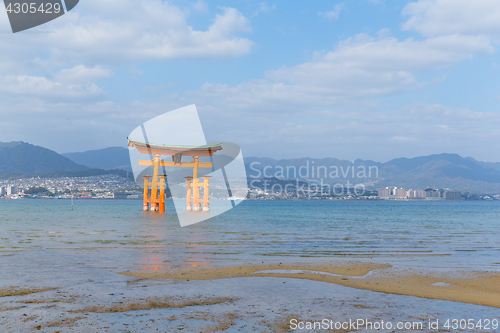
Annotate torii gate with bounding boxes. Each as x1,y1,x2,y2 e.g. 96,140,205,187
128,138,223,212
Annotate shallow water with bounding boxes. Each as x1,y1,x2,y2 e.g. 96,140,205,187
1,199,500,273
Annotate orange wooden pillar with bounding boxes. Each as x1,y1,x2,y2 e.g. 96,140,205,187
150,155,161,211
142,157,167,213
143,176,150,211
202,176,211,211
159,175,167,212
185,177,193,211
192,156,201,211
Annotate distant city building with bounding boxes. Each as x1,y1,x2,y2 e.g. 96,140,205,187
378,187,461,201
424,188,440,198
408,189,426,199
377,187,391,199
445,190,461,200
114,191,143,199
6,185,17,195
0,174,139,200
394,187,407,199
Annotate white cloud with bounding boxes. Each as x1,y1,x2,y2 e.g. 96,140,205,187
403,0,500,37
254,2,276,16
54,65,114,83
0,96,128,153
192,0,208,13
1,78,499,161
187,32,493,113
44,2,253,61
0,65,112,101
0,74,104,99
0,1,253,67
196,101,500,160
2,0,500,161
319,4,345,20
275,33,491,76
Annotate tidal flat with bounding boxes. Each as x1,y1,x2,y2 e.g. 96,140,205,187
1,199,499,331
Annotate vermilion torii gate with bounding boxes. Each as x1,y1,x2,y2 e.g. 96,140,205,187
128,138,223,212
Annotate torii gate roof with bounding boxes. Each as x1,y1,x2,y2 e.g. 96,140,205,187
127,138,223,157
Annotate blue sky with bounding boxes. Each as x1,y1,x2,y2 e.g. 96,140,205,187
0,0,499,162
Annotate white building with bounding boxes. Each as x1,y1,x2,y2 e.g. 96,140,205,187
408,189,426,199
394,187,407,199
377,187,391,199
6,185,17,195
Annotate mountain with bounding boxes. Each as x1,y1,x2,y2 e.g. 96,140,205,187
466,157,500,173
62,147,131,171
245,153,500,193
382,154,497,179
41,168,132,179
3,141,500,193
0,141,88,178
377,154,500,192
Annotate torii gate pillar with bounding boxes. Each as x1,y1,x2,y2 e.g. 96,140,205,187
142,154,167,212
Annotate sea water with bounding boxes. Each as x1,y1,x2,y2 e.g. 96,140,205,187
0,199,499,274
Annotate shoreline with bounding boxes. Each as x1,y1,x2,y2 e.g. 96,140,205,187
120,262,500,308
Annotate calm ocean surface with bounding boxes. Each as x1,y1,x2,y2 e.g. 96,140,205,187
1,199,499,273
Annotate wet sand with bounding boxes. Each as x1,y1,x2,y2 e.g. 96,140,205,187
120,261,500,308
0,286,58,297
3,273,499,332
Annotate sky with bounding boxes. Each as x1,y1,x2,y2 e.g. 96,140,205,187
0,0,499,162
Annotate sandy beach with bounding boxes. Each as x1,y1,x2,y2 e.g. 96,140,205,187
120,261,500,308
1,261,499,332
1,258,499,332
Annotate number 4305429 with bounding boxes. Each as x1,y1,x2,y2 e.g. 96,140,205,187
444,319,498,330
5,2,62,14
